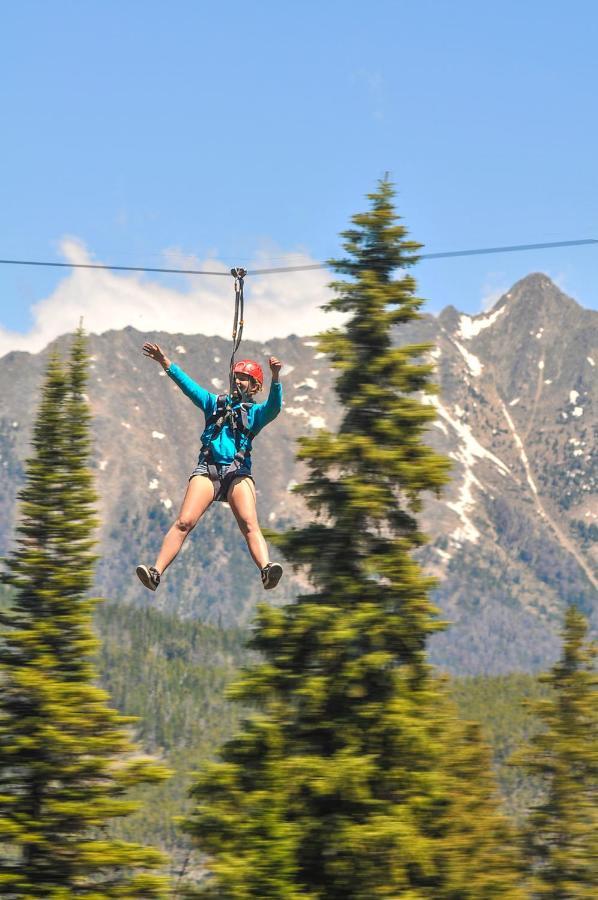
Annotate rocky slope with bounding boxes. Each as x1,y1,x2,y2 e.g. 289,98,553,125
0,273,595,673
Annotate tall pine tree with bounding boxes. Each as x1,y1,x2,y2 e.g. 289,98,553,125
183,180,523,898
513,606,597,898
0,329,170,898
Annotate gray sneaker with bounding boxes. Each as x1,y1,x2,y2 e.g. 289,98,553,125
261,562,283,590
136,565,161,591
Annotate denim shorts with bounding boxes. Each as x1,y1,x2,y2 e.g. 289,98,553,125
189,460,254,502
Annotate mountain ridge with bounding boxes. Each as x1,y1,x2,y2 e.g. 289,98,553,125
1,273,596,674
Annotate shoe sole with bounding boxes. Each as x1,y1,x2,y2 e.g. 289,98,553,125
136,565,158,591
263,563,283,590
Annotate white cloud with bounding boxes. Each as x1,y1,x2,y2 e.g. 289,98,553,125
546,270,567,292
480,276,508,312
0,238,342,357
353,68,386,120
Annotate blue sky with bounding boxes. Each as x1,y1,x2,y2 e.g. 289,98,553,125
1,0,597,353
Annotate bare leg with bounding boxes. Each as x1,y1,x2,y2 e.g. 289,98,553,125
227,477,269,569
154,476,214,574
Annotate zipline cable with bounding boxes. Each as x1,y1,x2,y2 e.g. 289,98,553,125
250,239,598,273
0,259,230,276
0,238,596,278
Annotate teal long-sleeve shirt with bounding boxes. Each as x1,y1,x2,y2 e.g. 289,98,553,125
167,362,283,470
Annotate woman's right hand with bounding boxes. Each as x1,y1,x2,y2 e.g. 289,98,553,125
142,342,171,370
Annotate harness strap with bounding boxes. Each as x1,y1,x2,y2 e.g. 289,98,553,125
229,267,246,396
199,393,256,469
206,461,253,502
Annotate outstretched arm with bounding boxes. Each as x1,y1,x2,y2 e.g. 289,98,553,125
269,355,282,384
252,356,283,431
142,342,214,413
143,341,171,371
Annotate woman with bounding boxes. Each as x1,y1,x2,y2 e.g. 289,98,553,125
136,341,284,592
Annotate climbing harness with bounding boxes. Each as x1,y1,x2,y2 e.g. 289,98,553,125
229,267,246,397
197,393,256,501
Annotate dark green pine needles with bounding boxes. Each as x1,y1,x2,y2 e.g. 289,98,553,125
513,606,598,898
0,329,170,898
183,180,524,899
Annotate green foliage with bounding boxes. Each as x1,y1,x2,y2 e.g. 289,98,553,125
451,674,549,822
431,696,526,899
511,607,598,898
97,602,248,755
182,180,523,898
83,598,551,863
94,603,546,882
0,329,170,898
10,582,549,883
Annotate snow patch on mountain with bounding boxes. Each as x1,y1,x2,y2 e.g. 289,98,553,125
446,462,483,544
427,397,510,545
457,305,506,339
499,401,540,500
284,406,326,429
430,398,510,475
454,340,484,376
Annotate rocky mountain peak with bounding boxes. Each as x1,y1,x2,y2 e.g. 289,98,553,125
437,304,461,330
493,273,581,325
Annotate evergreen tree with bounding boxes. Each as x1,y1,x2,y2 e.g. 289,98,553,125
434,707,525,898
513,606,597,898
183,180,523,898
0,330,170,898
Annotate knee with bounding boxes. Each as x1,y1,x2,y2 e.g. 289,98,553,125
175,517,195,534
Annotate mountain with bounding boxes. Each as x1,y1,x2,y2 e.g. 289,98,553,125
0,273,595,674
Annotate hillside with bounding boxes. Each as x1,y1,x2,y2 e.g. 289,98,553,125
0,273,596,673
92,602,548,865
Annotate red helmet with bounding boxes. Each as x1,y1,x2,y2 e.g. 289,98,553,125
232,359,264,387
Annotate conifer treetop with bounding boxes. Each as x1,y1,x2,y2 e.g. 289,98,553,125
0,327,170,898
513,605,598,899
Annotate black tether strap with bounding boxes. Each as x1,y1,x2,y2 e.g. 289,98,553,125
229,267,246,396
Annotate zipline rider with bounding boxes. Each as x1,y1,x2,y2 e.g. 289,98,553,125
136,343,284,592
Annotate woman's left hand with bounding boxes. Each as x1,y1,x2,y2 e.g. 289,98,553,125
269,356,282,379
